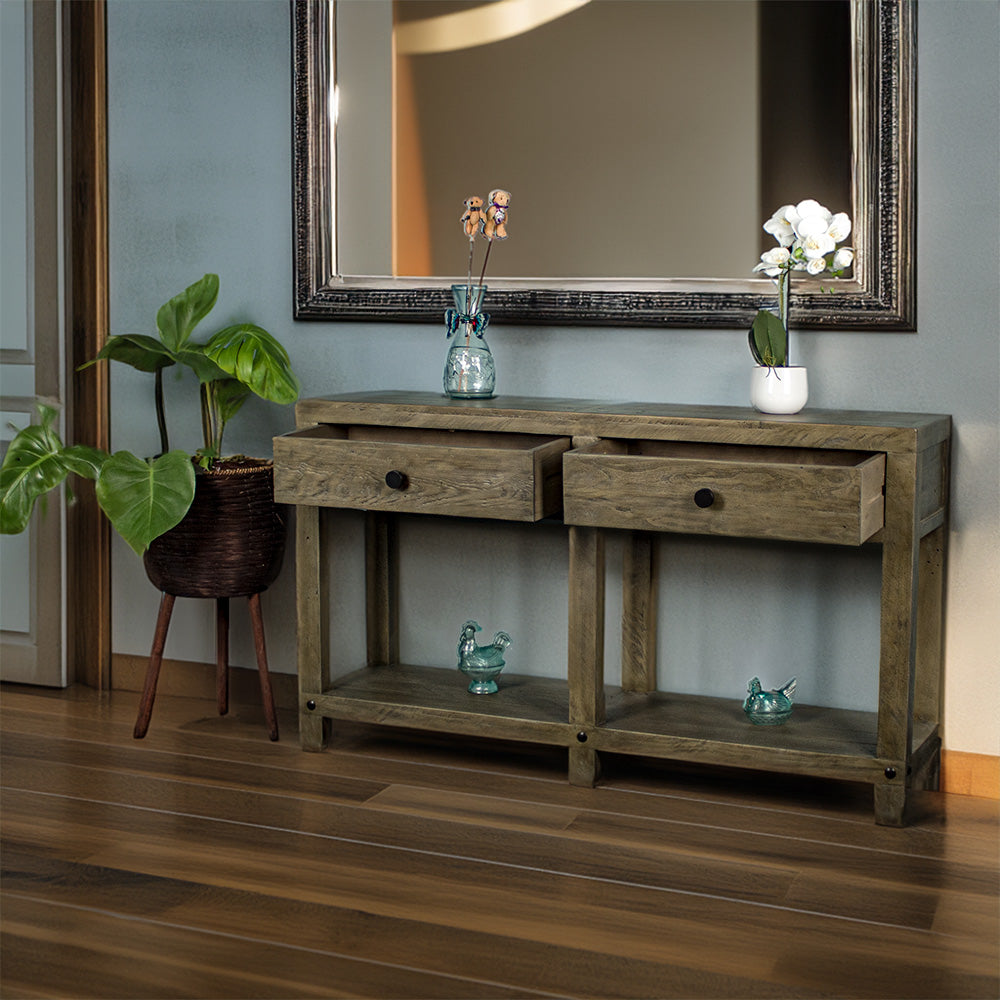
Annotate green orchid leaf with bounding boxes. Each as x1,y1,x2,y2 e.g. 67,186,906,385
0,405,107,534
80,334,175,373
749,309,787,368
95,450,195,556
203,323,300,405
156,273,219,353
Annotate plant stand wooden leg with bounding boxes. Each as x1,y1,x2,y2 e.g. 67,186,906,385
248,592,279,741
133,592,176,739
216,597,230,716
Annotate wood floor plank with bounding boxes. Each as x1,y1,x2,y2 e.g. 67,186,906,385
5,751,995,940
0,851,814,1000
1,761,802,907
3,684,998,1000
564,807,1000,897
5,712,995,870
4,785,997,984
2,894,541,999
0,728,389,805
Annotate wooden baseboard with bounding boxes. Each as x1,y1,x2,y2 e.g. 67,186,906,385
112,654,298,711
941,751,999,799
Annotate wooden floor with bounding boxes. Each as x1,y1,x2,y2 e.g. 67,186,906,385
1,684,997,999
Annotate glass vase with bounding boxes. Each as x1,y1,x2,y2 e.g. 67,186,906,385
443,283,495,399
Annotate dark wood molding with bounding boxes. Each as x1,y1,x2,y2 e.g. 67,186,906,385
292,0,915,330
66,0,111,689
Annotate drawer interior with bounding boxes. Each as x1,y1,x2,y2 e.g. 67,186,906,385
579,438,883,470
288,424,566,452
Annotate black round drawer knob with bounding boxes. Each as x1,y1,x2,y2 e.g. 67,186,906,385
385,470,408,490
694,488,715,508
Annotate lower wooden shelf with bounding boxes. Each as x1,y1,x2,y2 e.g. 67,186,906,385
304,665,938,786
306,664,572,746
596,689,938,783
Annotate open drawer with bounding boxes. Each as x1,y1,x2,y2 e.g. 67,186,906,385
274,424,570,521
563,440,885,544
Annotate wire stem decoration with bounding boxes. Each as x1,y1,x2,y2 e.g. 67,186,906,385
459,189,510,328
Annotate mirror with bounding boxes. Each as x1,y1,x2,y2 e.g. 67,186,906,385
293,0,914,329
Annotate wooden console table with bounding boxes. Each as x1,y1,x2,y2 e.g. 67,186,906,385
273,392,950,826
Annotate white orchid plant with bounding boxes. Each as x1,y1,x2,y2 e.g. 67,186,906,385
749,199,853,368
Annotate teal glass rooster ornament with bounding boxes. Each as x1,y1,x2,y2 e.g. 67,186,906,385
744,676,796,725
457,620,511,694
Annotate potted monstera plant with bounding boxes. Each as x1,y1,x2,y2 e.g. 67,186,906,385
0,273,300,738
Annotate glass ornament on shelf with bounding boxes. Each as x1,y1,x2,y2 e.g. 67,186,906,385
456,619,510,694
443,283,495,399
743,676,796,725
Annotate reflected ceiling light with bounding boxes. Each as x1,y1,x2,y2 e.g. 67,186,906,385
395,0,590,55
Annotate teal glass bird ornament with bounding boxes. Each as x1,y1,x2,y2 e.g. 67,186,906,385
744,676,796,725
457,620,511,694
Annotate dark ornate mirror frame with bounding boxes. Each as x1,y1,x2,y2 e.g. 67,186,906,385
292,0,914,330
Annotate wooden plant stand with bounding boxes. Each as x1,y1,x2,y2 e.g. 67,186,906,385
133,592,279,742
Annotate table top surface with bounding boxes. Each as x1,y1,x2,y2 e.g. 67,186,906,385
292,392,951,452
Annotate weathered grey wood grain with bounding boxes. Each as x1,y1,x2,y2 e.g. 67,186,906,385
273,394,950,823
564,441,885,544
365,512,398,667
315,664,571,746
275,425,569,521
295,504,325,751
568,526,606,786
876,451,921,825
294,392,950,452
622,532,657,692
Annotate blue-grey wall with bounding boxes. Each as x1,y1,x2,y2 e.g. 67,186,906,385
107,0,999,756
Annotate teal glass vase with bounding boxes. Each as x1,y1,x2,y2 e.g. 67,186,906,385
443,283,495,399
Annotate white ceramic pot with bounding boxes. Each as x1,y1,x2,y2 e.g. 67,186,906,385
750,365,808,414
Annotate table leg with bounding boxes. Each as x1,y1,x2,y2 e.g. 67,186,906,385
297,505,326,750
568,525,605,786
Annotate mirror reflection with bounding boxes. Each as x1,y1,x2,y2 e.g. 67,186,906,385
340,0,850,280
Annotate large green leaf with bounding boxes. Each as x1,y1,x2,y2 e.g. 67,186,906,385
203,323,300,405
748,309,788,368
213,377,252,424
95,450,196,556
156,273,219,353
80,334,175,373
173,344,228,384
0,405,106,534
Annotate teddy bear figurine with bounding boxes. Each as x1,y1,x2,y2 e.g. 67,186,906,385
482,189,510,240
460,195,485,238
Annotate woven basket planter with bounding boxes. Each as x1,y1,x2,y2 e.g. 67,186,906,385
143,459,286,598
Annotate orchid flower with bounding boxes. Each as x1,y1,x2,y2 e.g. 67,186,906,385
750,198,854,367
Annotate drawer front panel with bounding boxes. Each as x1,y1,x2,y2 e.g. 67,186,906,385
274,427,569,521
563,444,885,544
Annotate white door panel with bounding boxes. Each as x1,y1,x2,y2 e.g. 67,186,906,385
1,0,65,686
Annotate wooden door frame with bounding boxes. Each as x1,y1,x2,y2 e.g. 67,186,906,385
66,0,111,689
